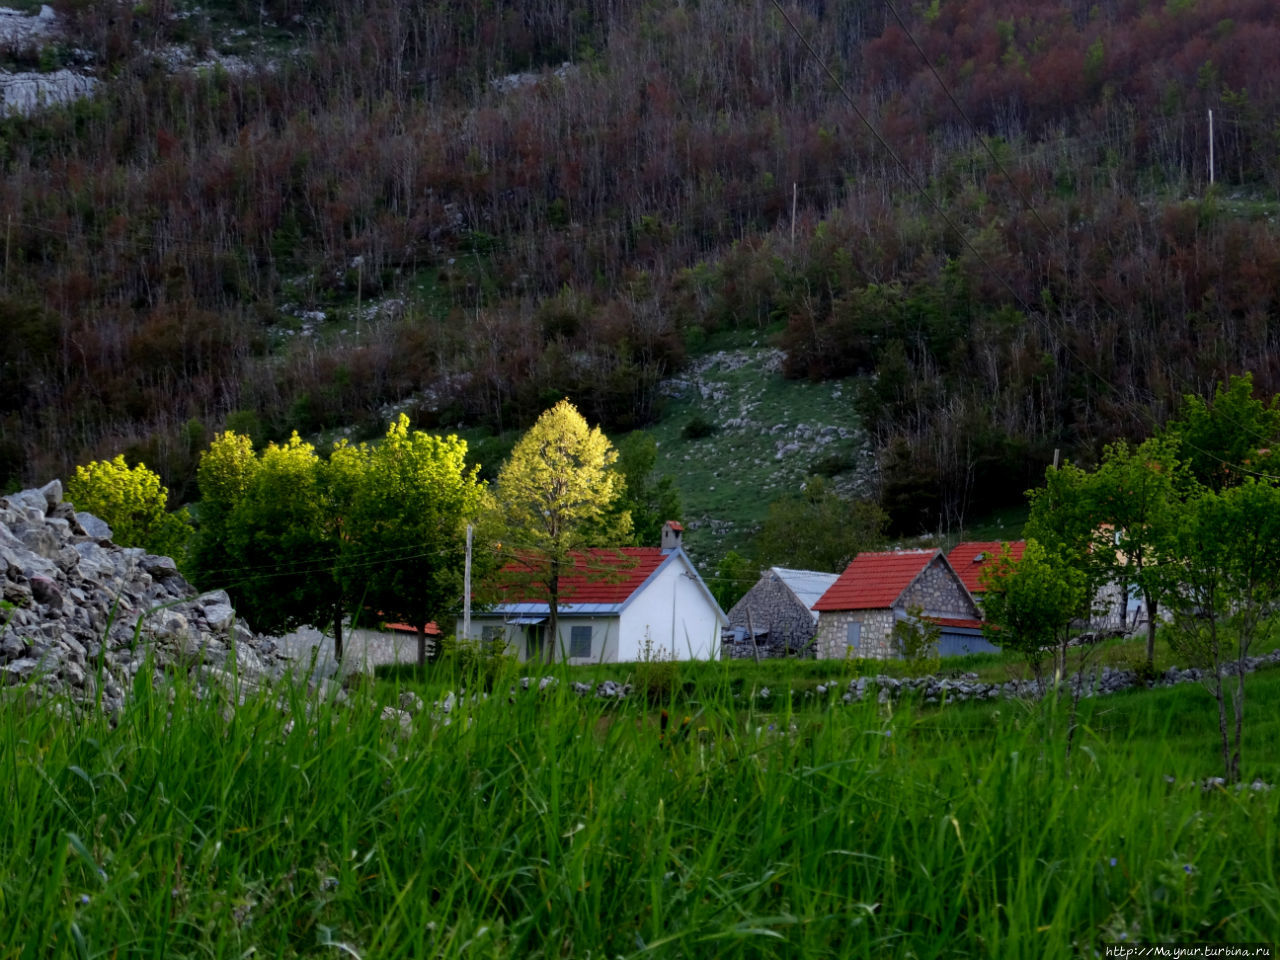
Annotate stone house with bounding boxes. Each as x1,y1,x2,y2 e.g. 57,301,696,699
812,550,989,659
722,567,838,659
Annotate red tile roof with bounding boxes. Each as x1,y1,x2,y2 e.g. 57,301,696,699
926,616,984,631
500,548,667,605
812,550,938,611
946,541,1026,593
384,621,442,636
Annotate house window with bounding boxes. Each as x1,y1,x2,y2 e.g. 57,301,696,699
481,625,503,650
569,625,592,659
846,621,861,656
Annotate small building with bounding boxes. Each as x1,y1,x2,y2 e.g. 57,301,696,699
722,567,838,659
946,541,1027,603
812,549,992,659
457,522,725,663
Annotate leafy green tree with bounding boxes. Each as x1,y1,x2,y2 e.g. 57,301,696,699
613,431,682,547
67,454,191,561
335,414,486,668
1163,480,1280,783
980,539,1089,690
891,605,941,677
191,431,349,656
486,399,631,660
1164,373,1280,490
1029,437,1185,666
754,476,885,572
709,549,757,612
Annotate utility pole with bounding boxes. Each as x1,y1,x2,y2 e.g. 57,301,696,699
1208,109,1215,186
463,523,473,641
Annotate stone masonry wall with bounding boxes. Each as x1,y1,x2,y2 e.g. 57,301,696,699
899,556,978,618
814,609,895,660
726,572,818,658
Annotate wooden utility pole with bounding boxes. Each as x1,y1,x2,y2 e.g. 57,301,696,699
462,523,473,641
1208,109,1215,185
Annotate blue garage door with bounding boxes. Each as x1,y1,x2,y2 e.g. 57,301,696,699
938,631,1001,656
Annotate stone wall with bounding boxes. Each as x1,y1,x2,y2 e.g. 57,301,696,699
0,480,289,715
725,572,818,658
813,608,896,660
899,556,979,618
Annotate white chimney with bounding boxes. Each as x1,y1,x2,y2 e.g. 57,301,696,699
661,521,684,551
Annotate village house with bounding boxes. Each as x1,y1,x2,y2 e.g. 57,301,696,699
722,567,838,659
457,522,725,663
812,549,992,659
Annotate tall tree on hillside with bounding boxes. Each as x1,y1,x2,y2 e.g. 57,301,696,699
486,400,631,660
754,476,886,573
334,414,487,668
612,431,682,547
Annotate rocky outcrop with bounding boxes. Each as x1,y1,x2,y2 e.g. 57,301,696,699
0,480,289,715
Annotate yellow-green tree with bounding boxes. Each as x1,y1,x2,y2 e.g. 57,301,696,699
66,454,190,561
488,400,631,660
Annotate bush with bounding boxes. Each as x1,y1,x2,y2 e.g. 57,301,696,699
681,414,717,440
437,634,519,691
633,633,680,704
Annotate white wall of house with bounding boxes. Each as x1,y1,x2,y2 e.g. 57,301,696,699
618,555,721,660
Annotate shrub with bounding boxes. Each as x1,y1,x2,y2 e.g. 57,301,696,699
681,414,717,440
633,633,680,704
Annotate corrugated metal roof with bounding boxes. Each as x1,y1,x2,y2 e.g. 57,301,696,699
770,567,840,620
946,541,1026,593
812,550,938,611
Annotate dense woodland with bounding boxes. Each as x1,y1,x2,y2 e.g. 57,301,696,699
3,0,1280,530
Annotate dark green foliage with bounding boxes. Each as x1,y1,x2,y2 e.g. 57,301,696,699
754,476,886,573
681,415,717,441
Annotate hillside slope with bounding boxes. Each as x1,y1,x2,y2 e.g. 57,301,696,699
2,0,1279,533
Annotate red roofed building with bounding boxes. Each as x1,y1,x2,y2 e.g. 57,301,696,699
458,522,725,663
946,541,1027,598
812,549,990,659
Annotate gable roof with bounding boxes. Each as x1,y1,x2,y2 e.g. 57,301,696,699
812,550,939,611
947,540,1026,593
489,547,725,622
770,567,839,620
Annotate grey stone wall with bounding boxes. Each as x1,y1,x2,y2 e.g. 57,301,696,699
814,609,896,659
900,556,979,618
725,572,818,658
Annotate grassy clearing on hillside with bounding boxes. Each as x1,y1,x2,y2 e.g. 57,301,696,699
4,654,1277,958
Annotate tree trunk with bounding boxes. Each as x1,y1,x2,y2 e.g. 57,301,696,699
333,598,344,664
417,621,427,670
1212,671,1232,783
546,564,559,665
1144,592,1158,667
1231,655,1246,784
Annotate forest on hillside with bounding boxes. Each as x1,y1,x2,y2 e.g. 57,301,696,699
3,0,1279,530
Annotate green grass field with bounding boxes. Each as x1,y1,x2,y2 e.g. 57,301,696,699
3,646,1277,958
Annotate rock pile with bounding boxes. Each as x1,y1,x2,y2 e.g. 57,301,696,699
0,480,289,715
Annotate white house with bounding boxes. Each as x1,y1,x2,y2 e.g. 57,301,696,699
457,522,726,663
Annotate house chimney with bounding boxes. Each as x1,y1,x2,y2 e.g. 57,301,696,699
661,521,684,551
